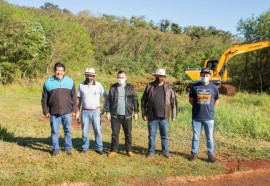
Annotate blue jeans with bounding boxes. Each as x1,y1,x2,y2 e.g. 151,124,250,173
191,119,214,155
50,114,72,152
148,118,169,155
81,109,103,151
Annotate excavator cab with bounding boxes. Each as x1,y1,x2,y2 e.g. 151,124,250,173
204,59,227,83
204,59,218,71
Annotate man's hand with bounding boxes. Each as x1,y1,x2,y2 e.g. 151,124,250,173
75,111,80,119
71,112,77,117
143,116,147,121
100,109,105,115
133,113,138,121
172,117,176,122
106,113,111,121
45,113,50,118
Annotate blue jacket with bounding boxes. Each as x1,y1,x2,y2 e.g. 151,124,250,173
41,76,77,115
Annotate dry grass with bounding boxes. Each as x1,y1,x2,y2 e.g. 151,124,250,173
0,84,269,185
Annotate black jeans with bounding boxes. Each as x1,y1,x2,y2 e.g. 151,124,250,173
111,116,132,152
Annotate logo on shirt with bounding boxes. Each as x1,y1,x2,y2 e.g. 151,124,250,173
197,89,211,104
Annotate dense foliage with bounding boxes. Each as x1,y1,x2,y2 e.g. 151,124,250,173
1,1,270,91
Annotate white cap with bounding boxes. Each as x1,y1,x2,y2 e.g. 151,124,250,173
152,68,167,76
84,68,96,75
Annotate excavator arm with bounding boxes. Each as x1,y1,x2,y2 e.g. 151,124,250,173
211,40,270,79
182,38,270,95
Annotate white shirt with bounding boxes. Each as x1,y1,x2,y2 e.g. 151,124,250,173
77,81,107,110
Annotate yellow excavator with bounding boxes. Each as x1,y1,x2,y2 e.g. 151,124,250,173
183,37,270,95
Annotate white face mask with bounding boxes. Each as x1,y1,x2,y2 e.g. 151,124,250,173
118,79,126,85
201,77,210,84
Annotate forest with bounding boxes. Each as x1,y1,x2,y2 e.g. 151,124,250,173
0,0,270,91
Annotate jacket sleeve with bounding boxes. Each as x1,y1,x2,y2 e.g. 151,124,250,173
71,84,78,113
132,87,139,113
106,86,112,113
41,84,49,115
170,85,177,119
141,84,149,117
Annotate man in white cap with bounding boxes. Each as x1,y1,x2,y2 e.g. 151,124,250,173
141,68,177,158
77,68,107,155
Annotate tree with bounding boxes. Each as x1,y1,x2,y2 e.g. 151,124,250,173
130,16,148,28
171,23,182,34
160,19,170,32
40,2,61,12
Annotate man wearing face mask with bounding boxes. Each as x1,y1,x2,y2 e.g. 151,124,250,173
141,68,177,158
106,70,139,157
188,68,220,163
77,68,107,155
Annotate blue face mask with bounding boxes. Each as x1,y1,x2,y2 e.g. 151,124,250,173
201,77,210,84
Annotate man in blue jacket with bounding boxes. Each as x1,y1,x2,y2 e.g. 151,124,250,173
41,62,77,156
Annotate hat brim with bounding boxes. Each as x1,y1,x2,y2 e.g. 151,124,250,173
84,72,97,76
152,73,167,76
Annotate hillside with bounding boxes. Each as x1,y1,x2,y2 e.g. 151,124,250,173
1,0,270,91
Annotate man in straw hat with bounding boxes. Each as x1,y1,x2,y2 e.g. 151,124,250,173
77,68,107,155
141,68,177,158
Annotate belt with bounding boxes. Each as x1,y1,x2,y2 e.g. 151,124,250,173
82,108,100,111
117,115,125,119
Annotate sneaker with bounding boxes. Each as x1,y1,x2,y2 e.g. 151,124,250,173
107,151,117,157
80,150,87,154
66,150,72,156
52,151,59,156
145,153,153,158
95,150,103,155
189,153,197,162
208,154,216,163
164,153,172,158
127,152,134,157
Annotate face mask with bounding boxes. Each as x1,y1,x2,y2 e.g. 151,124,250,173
118,79,126,85
85,77,93,83
201,77,210,84
156,77,164,83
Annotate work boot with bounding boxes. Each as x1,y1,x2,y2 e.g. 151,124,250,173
208,154,216,163
189,153,197,162
52,151,59,156
164,153,172,158
66,150,72,156
145,153,154,158
80,149,87,154
127,152,134,157
107,151,117,157
95,150,104,155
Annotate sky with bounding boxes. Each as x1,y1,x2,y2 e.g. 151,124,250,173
5,0,270,35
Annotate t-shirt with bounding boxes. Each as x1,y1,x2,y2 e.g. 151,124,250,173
189,82,219,121
117,86,126,115
77,80,107,110
152,84,165,117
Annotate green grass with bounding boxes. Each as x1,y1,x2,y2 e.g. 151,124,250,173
0,84,270,185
